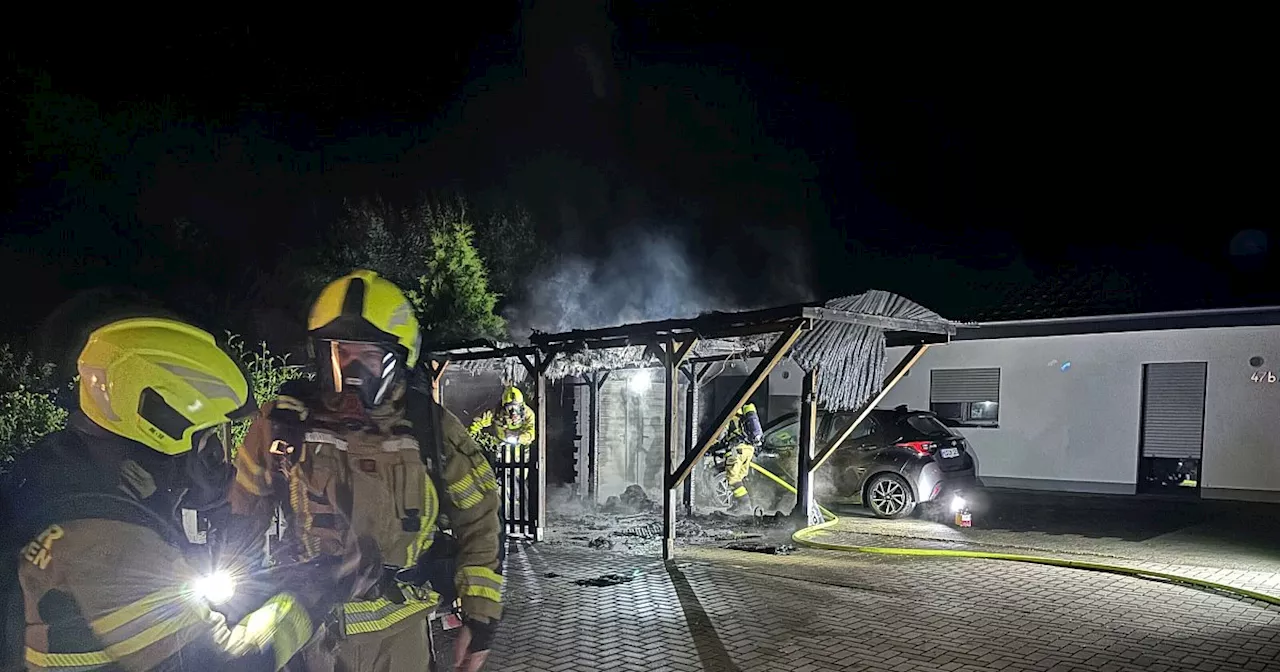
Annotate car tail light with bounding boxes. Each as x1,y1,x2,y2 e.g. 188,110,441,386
897,441,937,455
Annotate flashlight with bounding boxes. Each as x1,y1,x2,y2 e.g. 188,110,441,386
949,495,967,513
192,570,236,604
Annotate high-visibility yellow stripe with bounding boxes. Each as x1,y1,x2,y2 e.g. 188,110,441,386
274,396,308,418
90,587,183,634
447,461,497,510
235,467,268,495
102,611,198,660
732,486,748,498
25,647,111,669
407,474,440,566
342,598,435,635
237,450,267,476
460,566,504,586
462,585,502,603
267,594,314,671
458,566,504,606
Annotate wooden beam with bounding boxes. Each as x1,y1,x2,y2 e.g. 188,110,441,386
793,368,819,525
810,343,932,471
668,320,805,489
427,359,449,403
802,307,955,335
662,337,680,561
530,351,548,541
683,369,700,514
528,304,811,347
515,352,537,379
587,370,601,504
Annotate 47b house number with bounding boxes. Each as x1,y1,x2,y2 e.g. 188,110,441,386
1251,370,1277,383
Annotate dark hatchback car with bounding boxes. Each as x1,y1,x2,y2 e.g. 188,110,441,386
757,405,977,518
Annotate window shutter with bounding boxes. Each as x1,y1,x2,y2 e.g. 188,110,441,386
930,368,1001,403
1141,362,1207,459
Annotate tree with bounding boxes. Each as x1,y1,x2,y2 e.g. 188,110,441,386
0,344,68,466
406,219,506,343
301,194,510,343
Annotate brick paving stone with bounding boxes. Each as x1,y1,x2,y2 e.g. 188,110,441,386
482,542,1280,671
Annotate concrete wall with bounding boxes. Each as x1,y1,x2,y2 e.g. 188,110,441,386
880,326,1280,501
594,371,686,499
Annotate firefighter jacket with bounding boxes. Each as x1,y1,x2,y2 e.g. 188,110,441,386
467,404,535,450
723,404,763,447
10,417,315,671
229,380,504,639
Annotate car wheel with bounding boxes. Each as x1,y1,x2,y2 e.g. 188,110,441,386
865,473,916,519
697,465,733,510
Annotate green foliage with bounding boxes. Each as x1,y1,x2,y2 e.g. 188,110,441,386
407,220,506,343
305,195,510,344
0,344,68,465
225,334,312,447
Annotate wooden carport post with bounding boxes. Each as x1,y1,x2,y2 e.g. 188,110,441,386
681,362,712,514
516,350,559,541
660,339,697,561
793,367,820,526
586,370,610,505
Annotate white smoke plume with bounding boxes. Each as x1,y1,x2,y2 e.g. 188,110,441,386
506,223,814,339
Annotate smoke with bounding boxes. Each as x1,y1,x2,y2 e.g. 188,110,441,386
505,222,814,338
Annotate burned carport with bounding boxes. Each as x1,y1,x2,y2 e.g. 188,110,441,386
424,290,958,559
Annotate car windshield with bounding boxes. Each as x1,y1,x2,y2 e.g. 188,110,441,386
904,414,952,436
764,421,799,450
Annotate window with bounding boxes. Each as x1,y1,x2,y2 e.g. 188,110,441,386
930,368,1000,427
824,415,876,444
764,421,799,451
904,414,952,437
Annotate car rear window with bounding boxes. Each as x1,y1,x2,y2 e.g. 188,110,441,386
904,414,952,436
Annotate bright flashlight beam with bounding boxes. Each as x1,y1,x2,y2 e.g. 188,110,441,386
192,570,236,604
949,495,967,513
627,369,652,393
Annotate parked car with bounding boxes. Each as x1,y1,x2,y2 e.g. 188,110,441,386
754,405,978,518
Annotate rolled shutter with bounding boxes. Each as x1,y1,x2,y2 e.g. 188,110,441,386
930,368,1001,403
1141,362,1207,459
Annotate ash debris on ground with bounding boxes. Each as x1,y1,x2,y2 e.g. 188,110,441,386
545,484,800,556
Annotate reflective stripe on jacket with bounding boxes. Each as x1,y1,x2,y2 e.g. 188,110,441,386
230,384,505,633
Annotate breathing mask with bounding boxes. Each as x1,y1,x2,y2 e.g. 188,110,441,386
315,339,406,411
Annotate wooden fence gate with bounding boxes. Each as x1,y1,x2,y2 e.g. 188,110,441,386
494,442,536,537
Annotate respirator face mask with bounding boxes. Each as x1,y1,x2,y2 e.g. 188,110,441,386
316,339,405,411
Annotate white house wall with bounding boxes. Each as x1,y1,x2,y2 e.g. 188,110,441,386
880,326,1280,502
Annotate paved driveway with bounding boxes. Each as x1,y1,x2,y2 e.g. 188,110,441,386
484,541,1280,671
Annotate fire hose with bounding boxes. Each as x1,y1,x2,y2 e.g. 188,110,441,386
746,462,1280,607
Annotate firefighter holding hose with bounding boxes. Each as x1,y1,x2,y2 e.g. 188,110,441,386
720,403,764,515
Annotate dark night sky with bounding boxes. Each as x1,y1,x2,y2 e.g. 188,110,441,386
0,5,1271,350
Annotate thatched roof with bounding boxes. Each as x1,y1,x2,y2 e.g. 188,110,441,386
428,290,956,411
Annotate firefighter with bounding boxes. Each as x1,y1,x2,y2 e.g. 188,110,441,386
721,403,763,514
468,386,536,460
6,317,348,671
228,270,503,672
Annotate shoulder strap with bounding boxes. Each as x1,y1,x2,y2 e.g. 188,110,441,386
403,384,448,493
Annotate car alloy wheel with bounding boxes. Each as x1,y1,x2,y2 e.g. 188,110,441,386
867,475,914,518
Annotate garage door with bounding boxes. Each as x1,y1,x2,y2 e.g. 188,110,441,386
1141,362,1207,459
